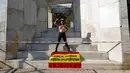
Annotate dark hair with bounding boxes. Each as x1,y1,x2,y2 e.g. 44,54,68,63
60,20,65,25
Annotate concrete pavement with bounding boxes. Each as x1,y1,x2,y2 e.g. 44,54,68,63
1,68,130,73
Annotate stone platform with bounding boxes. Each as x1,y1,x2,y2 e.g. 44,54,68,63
48,52,81,68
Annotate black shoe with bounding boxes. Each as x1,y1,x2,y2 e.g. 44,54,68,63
68,50,71,52
54,50,57,52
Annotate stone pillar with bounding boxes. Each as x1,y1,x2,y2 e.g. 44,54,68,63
119,0,130,69
6,0,37,58
72,0,81,32
7,0,24,56
0,0,8,67
48,8,53,28
120,0,130,52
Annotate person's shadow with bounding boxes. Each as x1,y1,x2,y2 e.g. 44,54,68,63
63,45,78,52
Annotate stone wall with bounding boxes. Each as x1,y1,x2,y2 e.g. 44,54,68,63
80,0,123,62
6,0,48,59
36,6,48,36
80,0,100,41
99,0,122,62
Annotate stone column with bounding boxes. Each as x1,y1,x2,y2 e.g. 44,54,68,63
120,0,130,52
120,0,130,69
0,0,8,67
48,9,53,28
72,0,81,32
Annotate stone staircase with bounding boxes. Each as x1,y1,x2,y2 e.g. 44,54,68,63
6,28,122,69
40,28,81,38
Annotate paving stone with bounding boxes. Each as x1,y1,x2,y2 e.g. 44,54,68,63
14,68,94,73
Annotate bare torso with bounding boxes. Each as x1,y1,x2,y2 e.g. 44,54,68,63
59,25,66,32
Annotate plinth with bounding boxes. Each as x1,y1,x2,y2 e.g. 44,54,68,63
48,52,81,68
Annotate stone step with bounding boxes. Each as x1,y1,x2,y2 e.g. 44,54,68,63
41,33,80,38
16,51,108,60
45,28,57,32
6,59,122,69
42,32,80,35
41,28,79,34
34,38,83,43
43,32,80,34
41,31,81,37
43,28,76,32
26,44,97,51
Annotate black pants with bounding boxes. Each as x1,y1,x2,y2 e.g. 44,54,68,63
55,32,70,51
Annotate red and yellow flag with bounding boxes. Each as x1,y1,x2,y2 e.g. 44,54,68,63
48,52,81,68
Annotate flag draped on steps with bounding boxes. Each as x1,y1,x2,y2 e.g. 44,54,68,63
48,52,81,68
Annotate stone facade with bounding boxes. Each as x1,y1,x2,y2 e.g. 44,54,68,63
0,0,130,69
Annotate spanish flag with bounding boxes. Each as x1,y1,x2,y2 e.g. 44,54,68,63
48,52,81,68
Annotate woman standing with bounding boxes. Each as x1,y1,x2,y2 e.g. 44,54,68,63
55,19,70,52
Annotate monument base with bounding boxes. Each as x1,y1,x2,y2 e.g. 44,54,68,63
48,52,81,68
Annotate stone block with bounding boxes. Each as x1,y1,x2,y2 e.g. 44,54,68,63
99,0,119,7
8,0,24,11
0,32,6,53
0,21,6,31
121,19,129,28
120,7,128,19
6,29,18,52
0,6,7,22
26,44,32,51
35,21,47,37
121,29,130,40
0,51,6,61
17,51,50,60
6,52,17,59
119,0,127,8
7,29,16,42
7,8,24,29
17,29,26,51
80,51,108,60
17,52,23,59
0,32,5,43
123,52,130,64
24,0,37,25
122,43,130,52
37,8,48,21
37,0,48,8
31,43,49,51
23,25,36,41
